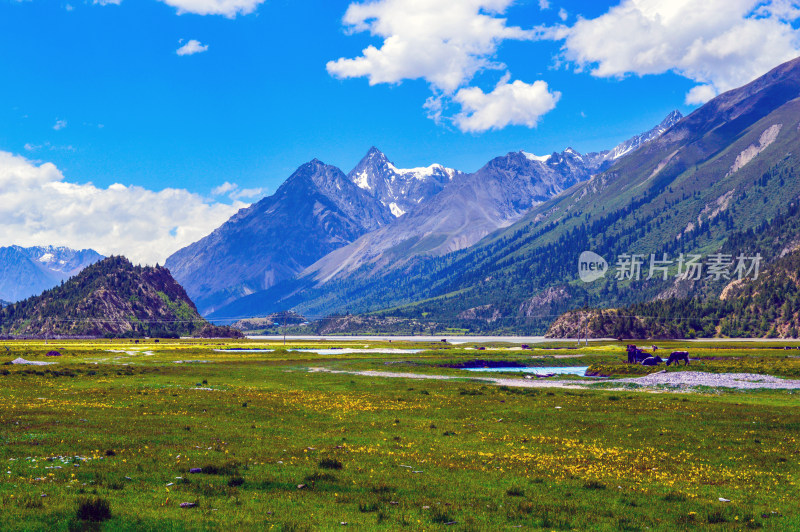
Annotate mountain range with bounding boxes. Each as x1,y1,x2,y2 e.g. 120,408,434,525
199,110,683,321
7,55,800,338
195,55,800,337
167,110,682,317
0,245,104,302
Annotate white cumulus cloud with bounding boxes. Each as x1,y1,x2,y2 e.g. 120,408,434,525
211,181,238,196
685,84,718,106
211,181,265,201
229,187,265,200
327,0,535,94
159,0,264,17
0,150,245,265
328,0,559,132
176,39,209,56
454,77,561,132
552,0,800,104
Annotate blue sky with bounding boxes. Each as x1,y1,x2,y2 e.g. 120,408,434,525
1,0,799,263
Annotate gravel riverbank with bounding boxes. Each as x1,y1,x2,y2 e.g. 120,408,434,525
310,368,800,391
614,371,800,390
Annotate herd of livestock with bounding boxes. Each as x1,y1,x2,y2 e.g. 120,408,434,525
626,345,690,366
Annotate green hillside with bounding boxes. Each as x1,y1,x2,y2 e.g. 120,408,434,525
0,256,242,338
547,200,800,340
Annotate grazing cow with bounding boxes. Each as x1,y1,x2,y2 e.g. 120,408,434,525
666,351,690,366
626,344,650,364
651,345,659,352
641,356,663,366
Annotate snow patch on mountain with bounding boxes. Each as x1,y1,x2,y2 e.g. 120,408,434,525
352,170,372,191
389,202,406,217
521,152,551,163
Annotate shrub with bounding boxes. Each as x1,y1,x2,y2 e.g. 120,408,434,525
19,495,43,509
75,497,111,522
359,502,379,513
227,476,245,487
663,491,686,502
318,458,343,470
583,480,606,490
430,507,454,524
506,487,525,497
518,501,534,514
304,472,336,483
201,461,239,475
707,511,728,524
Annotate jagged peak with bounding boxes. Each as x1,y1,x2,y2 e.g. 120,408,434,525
273,159,348,197
291,158,341,177
605,110,685,161
366,146,387,158
351,147,391,172
662,109,683,123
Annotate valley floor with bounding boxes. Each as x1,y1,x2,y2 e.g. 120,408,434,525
1,338,799,530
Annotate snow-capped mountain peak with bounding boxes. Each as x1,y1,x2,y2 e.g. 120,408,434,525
348,147,463,217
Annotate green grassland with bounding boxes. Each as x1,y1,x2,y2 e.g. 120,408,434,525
1,339,800,530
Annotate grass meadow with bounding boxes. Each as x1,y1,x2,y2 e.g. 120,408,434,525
0,339,799,530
